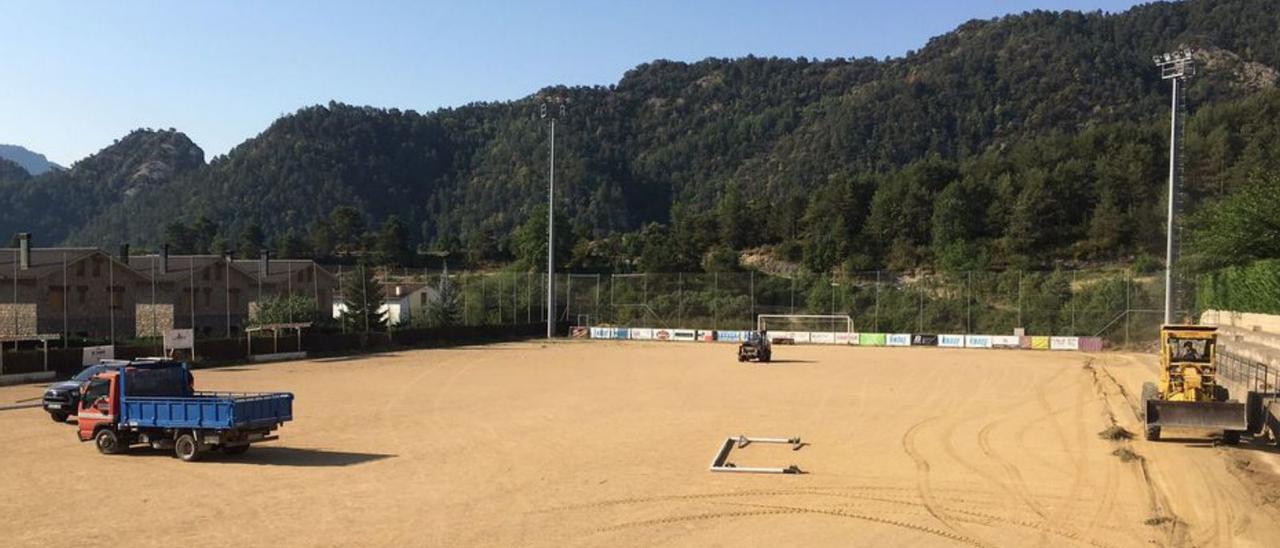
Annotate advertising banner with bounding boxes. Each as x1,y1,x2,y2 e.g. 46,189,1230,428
613,328,630,340
938,334,965,348
965,335,992,349
886,333,912,346
991,335,1021,348
859,333,887,346
834,332,857,345
911,334,938,346
630,328,654,340
584,327,603,339
1079,337,1105,352
1050,336,1080,351
789,332,811,344
696,330,715,342
1030,336,1050,350
717,330,743,343
654,329,673,341
809,332,836,344
82,345,114,366
672,329,697,341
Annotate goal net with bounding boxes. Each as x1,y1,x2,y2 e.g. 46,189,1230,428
757,314,854,334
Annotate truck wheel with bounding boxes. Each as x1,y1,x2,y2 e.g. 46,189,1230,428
174,434,202,462
221,445,250,456
1214,385,1230,403
1144,424,1161,441
95,429,124,455
50,412,69,423
1222,431,1241,445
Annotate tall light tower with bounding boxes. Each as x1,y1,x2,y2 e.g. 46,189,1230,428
540,99,566,338
1154,49,1195,325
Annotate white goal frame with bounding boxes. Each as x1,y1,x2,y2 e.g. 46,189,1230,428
757,314,854,333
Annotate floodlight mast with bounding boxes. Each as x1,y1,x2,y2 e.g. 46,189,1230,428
540,99,566,339
1154,49,1194,326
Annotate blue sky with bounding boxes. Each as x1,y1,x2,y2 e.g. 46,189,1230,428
3,0,1143,166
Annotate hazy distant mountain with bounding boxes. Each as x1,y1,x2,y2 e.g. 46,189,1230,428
0,144,63,176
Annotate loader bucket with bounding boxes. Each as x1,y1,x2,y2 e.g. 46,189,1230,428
1145,400,1248,431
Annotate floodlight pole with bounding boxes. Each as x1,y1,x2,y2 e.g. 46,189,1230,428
541,99,565,339
547,117,555,339
1154,49,1194,326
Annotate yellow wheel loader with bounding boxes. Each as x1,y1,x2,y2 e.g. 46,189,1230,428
1142,325,1248,443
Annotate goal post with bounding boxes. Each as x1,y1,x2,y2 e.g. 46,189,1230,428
757,314,854,334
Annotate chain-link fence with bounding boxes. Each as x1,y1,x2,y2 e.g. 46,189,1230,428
336,268,1187,346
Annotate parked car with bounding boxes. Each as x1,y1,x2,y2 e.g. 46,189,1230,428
43,363,120,423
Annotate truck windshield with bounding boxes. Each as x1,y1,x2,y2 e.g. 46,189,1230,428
1168,338,1212,363
83,378,110,403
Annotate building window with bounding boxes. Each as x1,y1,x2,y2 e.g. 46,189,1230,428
93,260,102,278
203,288,212,307
230,288,240,308
109,286,123,310
78,286,88,304
203,268,210,281
216,267,223,281
49,286,64,308
76,262,85,277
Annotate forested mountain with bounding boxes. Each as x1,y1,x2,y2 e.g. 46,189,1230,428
8,0,1280,274
0,144,62,176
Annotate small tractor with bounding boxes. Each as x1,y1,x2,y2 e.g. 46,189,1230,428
1142,325,1247,443
738,330,772,363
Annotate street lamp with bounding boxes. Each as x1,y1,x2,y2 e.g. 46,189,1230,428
539,98,567,338
1153,49,1195,325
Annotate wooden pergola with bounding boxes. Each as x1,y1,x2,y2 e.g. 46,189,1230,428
0,333,61,374
245,322,312,356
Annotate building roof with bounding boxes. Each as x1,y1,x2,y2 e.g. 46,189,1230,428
0,247,145,281
128,255,257,283
233,259,338,285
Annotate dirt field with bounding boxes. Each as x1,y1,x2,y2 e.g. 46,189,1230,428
3,341,1280,547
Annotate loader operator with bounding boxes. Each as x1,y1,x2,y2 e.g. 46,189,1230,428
1179,341,1200,361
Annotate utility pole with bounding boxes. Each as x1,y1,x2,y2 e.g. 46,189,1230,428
540,99,566,339
1154,49,1195,325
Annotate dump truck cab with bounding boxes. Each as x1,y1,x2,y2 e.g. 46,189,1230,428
1143,325,1247,443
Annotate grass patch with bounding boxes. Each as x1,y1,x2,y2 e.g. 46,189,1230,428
1112,448,1144,462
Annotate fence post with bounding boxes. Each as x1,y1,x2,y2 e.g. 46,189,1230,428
918,279,924,334
713,272,718,331
1017,271,1024,329
749,271,755,328
1125,269,1131,347
965,271,971,334
1071,269,1077,336
874,270,881,332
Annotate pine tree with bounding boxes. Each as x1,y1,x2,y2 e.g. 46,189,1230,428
427,263,462,327
341,263,387,332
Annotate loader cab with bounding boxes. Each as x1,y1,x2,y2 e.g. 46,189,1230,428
1159,325,1220,402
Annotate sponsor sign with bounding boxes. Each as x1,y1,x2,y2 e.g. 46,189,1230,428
938,334,965,348
911,334,938,346
717,330,744,343
81,345,114,366
859,333,887,346
164,329,195,351
672,329,697,341
696,330,715,342
1030,336,1050,350
1050,336,1080,351
630,328,654,340
654,329,673,341
965,335,992,349
834,332,856,345
1079,337,1105,352
991,335,1021,348
809,332,836,344
583,327,601,339
789,332,811,344
769,330,793,342
887,333,912,347
613,328,630,340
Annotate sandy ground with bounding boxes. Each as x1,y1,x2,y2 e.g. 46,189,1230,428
2,341,1280,547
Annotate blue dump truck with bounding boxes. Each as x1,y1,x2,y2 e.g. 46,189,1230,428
75,359,293,462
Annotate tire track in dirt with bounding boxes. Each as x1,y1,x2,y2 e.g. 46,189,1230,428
1088,354,1189,547
1030,363,1094,547
902,415,990,544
